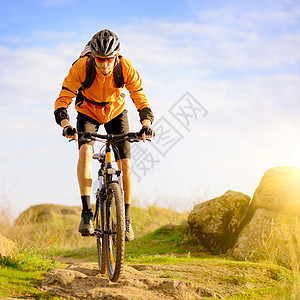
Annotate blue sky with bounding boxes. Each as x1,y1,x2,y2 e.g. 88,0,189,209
0,0,300,217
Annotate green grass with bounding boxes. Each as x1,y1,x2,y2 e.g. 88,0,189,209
126,253,201,264
124,222,216,264
46,245,96,260
1,202,297,300
48,223,229,269
226,287,295,300
125,224,188,257
221,263,295,300
47,222,203,263
44,222,190,260
129,204,188,239
0,250,64,299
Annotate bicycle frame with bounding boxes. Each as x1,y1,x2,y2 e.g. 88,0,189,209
94,145,121,233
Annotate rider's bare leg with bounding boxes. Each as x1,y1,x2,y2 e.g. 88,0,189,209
77,144,93,197
77,143,94,235
117,158,132,206
118,157,134,241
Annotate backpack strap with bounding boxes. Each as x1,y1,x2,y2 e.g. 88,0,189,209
80,54,96,90
113,55,125,88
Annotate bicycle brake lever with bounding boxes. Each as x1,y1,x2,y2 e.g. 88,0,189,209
77,132,93,143
127,133,140,143
128,137,140,143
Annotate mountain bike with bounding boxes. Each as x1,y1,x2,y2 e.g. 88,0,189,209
78,131,147,282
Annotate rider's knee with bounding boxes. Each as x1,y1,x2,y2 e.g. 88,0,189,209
79,144,93,161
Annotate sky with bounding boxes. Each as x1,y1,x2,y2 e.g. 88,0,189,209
0,0,299,217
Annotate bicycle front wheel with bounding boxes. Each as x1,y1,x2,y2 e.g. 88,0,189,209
104,182,125,282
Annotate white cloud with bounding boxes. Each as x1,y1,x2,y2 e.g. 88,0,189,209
188,0,300,29
0,6,299,214
0,43,82,105
118,20,300,71
1,14,298,110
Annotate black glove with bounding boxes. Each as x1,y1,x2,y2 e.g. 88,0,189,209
62,125,77,137
139,126,155,137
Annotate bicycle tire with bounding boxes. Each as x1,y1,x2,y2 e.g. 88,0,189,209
95,188,106,274
104,182,125,282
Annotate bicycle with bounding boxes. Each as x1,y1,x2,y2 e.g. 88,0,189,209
78,131,149,282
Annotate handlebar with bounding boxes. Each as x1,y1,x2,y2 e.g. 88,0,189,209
77,131,150,143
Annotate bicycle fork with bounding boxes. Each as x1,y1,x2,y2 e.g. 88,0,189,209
95,186,115,237
94,186,106,238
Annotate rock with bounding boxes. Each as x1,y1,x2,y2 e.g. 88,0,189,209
230,208,300,268
187,191,251,251
229,167,300,268
0,233,19,258
251,166,300,216
40,263,206,299
42,268,88,286
196,287,224,299
15,204,81,225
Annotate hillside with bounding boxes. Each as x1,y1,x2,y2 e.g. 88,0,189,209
4,203,188,250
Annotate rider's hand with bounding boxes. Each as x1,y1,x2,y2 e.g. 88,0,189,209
139,126,155,142
62,125,78,141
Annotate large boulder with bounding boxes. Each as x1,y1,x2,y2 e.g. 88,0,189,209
230,208,300,268
187,190,251,251
15,204,81,225
0,234,19,258
13,204,83,250
231,167,300,268
251,166,300,216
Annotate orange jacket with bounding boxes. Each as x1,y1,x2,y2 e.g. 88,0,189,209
55,56,151,124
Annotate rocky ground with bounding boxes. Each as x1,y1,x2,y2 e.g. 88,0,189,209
40,258,292,299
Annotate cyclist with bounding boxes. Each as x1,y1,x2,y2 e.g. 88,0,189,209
54,29,154,241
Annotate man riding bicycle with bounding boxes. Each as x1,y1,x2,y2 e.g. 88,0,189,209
54,29,154,241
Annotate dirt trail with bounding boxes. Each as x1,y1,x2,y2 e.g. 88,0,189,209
40,259,289,299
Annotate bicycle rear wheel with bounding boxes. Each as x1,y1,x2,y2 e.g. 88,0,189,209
95,188,106,274
104,182,125,282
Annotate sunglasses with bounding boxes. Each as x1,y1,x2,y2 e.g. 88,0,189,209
94,55,116,63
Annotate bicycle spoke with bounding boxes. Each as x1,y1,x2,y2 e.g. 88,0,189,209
104,182,125,282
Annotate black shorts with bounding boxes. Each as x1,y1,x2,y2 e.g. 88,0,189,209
76,110,131,160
